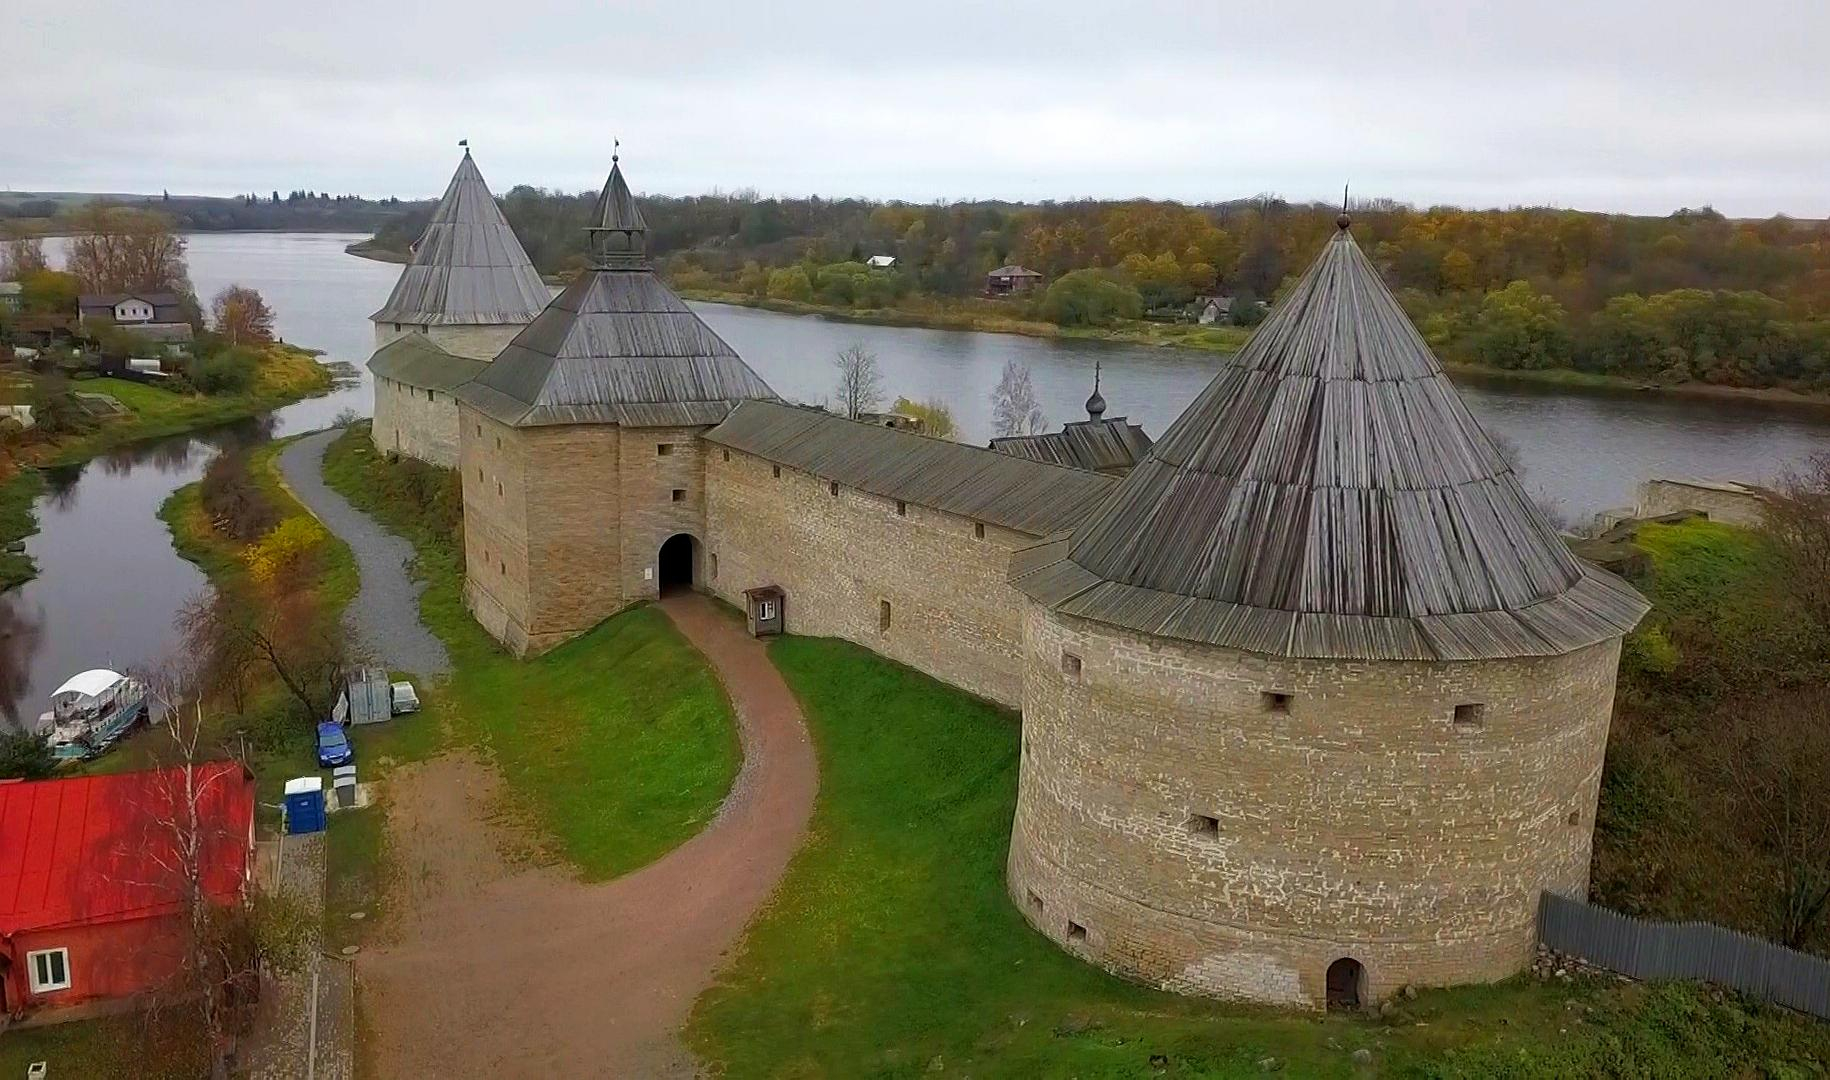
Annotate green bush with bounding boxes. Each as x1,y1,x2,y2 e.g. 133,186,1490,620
191,347,258,395
1040,268,1144,327
0,730,56,780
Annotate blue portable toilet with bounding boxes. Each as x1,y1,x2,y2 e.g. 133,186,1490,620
284,776,326,835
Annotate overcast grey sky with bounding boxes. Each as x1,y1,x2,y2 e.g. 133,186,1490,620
7,1,1826,216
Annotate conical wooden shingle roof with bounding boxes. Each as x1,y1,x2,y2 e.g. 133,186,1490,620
370,150,552,327
1011,222,1647,661
456,159,775,428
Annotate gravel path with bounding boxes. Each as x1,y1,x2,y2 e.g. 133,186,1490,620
276,429,450,677
359,592,819,1078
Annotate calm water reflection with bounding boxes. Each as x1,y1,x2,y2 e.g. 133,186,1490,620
4,233,1828,726
2,234,394,727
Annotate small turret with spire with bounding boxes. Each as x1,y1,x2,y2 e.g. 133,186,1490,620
587,140,649,270
1085,360,1106,420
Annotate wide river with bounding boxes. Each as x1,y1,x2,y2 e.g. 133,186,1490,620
5,231,1828,726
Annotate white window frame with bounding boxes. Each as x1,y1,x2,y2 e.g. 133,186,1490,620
758,598,778,621
27,947,70,993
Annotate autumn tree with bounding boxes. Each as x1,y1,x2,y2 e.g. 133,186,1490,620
1719,685,1830,950
1040,269,1143,327
831,343,884,420
990,359,1046,437
2,234,48,279
892,396,957,439
65,204,196,311
178,579,346,721
1761,454,1830,638
209,285,275,346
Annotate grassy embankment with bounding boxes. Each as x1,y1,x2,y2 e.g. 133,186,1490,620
685,634,1830,1078
0,345,333,589
317,422,739,880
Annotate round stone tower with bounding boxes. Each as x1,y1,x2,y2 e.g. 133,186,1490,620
1006,220,1648,1010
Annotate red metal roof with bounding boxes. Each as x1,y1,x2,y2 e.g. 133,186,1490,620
0,763,254,934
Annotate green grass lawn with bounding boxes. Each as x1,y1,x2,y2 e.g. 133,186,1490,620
685,635,1830,1078
320,423,739,879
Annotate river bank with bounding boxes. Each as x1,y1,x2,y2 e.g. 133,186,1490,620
0,344,335,589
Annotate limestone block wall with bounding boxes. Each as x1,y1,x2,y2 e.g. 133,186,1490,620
616,427,712,604
461,410,630,656
370,376,461,467
1007,601,1622,1008
1636,478,1767,527
459,404,533,653
703,445,1034,707
372,321,522,361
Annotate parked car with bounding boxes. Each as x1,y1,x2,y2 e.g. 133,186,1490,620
316,722,354,768
390,681,420,715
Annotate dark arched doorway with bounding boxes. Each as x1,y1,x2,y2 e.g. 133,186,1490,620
1326,957,1364,1011
658,533,696,593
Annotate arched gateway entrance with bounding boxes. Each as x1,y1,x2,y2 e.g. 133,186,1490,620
658,533,697,593
1326,957,1364,1011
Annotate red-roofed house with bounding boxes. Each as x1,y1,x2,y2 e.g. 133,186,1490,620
0,762,255,1017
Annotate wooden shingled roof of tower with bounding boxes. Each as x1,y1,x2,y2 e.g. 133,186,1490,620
370,148,553,327
1010,216,1649,661
457,156,777,428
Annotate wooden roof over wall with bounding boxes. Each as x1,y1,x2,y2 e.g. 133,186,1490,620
705,400,1117,537
990,417,1154,474
1011,223,1649,661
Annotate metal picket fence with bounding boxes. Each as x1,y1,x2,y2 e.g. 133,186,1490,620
1538,892,1830,1019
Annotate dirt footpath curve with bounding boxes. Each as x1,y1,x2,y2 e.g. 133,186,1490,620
358,592,819,1078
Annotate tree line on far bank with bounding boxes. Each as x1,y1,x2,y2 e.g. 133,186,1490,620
370,186,1830,392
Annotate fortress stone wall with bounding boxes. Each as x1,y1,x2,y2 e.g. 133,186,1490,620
371,375,462,467
1636,478,1768,528
704,444,1038,707
1006,602,1621,1006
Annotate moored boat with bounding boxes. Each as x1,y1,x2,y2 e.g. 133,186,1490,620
42,669,151,762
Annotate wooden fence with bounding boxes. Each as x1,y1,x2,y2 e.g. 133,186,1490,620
1538,892,1830,1019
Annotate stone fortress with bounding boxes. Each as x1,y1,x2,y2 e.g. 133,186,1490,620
368,152,1648,1010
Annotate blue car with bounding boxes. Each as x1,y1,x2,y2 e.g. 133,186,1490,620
316,722,354,768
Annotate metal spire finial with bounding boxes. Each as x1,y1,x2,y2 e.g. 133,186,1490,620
613,138,619,165
1085,359,1107,420
459,138,469,154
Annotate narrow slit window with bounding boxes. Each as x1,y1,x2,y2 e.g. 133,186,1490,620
496,436,501,449
1262,691,1292,714
830,481,840,497
1454,703,1486,730
896,500,907,516
1188,813,1220,838
1567,809,1581,826
1027,890,1044,916
709,553,719,580
1067,921,1087,943
974,522,985,540
879,600,892,632
657,443,673,456
497,481,503,497
772,465,782,479
672,488,686,502
1061,652,1082,680
722,449,730,462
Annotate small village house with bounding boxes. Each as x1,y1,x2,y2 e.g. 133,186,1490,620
0,763,255,1017
76,292,194,344
864,254,896,269
985,263,1042,296
0,281,21,314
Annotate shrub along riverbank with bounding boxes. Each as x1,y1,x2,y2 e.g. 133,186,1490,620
685,635,1830,1078
0,344,333,589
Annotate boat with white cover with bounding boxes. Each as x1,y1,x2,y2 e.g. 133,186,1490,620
41,668,150,761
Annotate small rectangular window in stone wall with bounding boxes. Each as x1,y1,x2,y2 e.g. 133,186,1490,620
1061,652,1081,680
974,523,985,539
897,500,907,516
830,481,839,497
1454,703,1486,730
1067,921,1087,943
1262,691,1292,714
710,553,718,580
1187,812,1220,838
773,465,781,478
658,443,673,456
880,600,891,632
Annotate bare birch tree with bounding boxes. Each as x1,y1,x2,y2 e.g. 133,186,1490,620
1720,686,1830,950
831,342,884,420
990,359,1046,437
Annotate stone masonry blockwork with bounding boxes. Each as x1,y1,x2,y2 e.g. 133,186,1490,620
704,445,1034,707
1007,602,1621,1007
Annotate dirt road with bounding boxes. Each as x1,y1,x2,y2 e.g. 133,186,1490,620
357,592,818,1077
